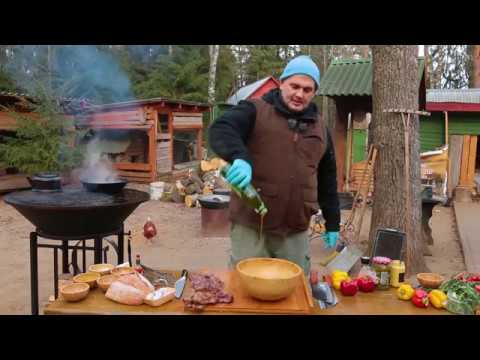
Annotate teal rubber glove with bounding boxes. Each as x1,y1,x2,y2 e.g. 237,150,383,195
226,159,252,190
322,231,339,249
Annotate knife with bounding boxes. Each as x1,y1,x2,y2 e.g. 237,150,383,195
175,269,188,299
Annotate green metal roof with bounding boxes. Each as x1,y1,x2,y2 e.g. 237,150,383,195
318,57,425,97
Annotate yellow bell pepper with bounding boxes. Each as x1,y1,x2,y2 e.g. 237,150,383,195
428,289,447,309
332,270,349,280
332,270,350,290
397,284,415,300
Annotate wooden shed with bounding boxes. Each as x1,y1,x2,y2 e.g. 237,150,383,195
424,89,480,197
0,91,37,131
76,98,210,183
318,58,426,193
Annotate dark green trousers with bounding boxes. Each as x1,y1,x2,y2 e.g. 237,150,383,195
229,222,311,274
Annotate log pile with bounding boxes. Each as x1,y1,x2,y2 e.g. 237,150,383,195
165,158,230,208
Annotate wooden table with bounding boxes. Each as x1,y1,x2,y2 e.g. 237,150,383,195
44,276,450,315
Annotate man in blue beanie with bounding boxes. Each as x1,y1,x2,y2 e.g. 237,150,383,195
209,55,340,275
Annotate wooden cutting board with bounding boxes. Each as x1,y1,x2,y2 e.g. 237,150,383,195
185,270,315,315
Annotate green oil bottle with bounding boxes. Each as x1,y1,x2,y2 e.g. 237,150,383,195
220,163,268,217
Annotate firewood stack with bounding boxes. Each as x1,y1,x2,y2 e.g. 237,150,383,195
169,158,230,208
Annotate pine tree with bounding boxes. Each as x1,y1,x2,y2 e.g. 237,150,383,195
133,45,210,102
0,85,84,175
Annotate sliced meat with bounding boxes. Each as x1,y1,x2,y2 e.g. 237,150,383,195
216,291,234,304
183,272,234,311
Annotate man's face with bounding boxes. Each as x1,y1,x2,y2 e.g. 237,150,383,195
279,75,316,112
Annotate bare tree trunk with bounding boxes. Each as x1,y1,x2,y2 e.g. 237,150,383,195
361,45,370,58
319,45,336,129
469,45,480,88
430,46,443,89
369,45,427,275
208,45,220,104
322,45,329,126
424,45,431,89
47,45,53,92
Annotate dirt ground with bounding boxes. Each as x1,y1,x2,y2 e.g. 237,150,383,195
0,184,466,314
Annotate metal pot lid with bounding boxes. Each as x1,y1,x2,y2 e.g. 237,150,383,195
198,194,230,203
32,172,61,180
213,188,231,195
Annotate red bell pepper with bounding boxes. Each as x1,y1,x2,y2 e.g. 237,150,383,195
357,276,376,293
340,280,358,296
475,284,480,293
411,289,429,308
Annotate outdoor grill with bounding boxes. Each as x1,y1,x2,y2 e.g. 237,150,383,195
4,186,149,315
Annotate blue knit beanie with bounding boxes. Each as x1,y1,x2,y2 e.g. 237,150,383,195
280,55,320,89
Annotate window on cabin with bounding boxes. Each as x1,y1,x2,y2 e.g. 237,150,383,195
173,130,198,165
158,114,169,134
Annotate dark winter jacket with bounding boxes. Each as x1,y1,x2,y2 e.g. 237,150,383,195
208,88,340,232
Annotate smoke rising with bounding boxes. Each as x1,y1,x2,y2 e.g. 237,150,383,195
79,135,121,183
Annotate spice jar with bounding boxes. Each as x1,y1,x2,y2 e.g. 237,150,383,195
389,260,405,288
372,256,392,290
358,256,378,284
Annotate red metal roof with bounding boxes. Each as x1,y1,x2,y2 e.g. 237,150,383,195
426,102,480,112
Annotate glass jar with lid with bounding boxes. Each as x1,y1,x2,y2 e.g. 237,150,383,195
389,260,406,287
358,256,378,283
372,256,392,290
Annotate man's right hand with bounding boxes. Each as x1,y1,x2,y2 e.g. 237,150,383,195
225,159,252,190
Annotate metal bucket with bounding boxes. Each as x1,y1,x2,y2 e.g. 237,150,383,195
200,207,231,237
198,195,231,237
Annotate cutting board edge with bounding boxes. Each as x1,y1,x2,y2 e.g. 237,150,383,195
185,270,315,314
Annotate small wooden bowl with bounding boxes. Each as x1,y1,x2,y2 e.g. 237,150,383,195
111,267,136,277
97,274,119,292
88,263,115,276
417,273,445,289
60,283,90,302
73,272,101,289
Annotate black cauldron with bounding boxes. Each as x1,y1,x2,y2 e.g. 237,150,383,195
27,172,62,192
4,187,149,237
80,179,128,194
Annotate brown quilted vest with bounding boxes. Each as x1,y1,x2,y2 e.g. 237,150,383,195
229,98,328,236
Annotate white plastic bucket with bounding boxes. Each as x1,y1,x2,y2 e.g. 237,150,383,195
150,181,165,200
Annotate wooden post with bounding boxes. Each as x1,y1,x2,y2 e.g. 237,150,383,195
345,112,352,192
401,112,413,264
197,128,203,161
169,111,174,171
148,124,156,182
459,135,471,187
445,111,450,195
151,108,159,181
467,136,477,187
444,111,449,146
